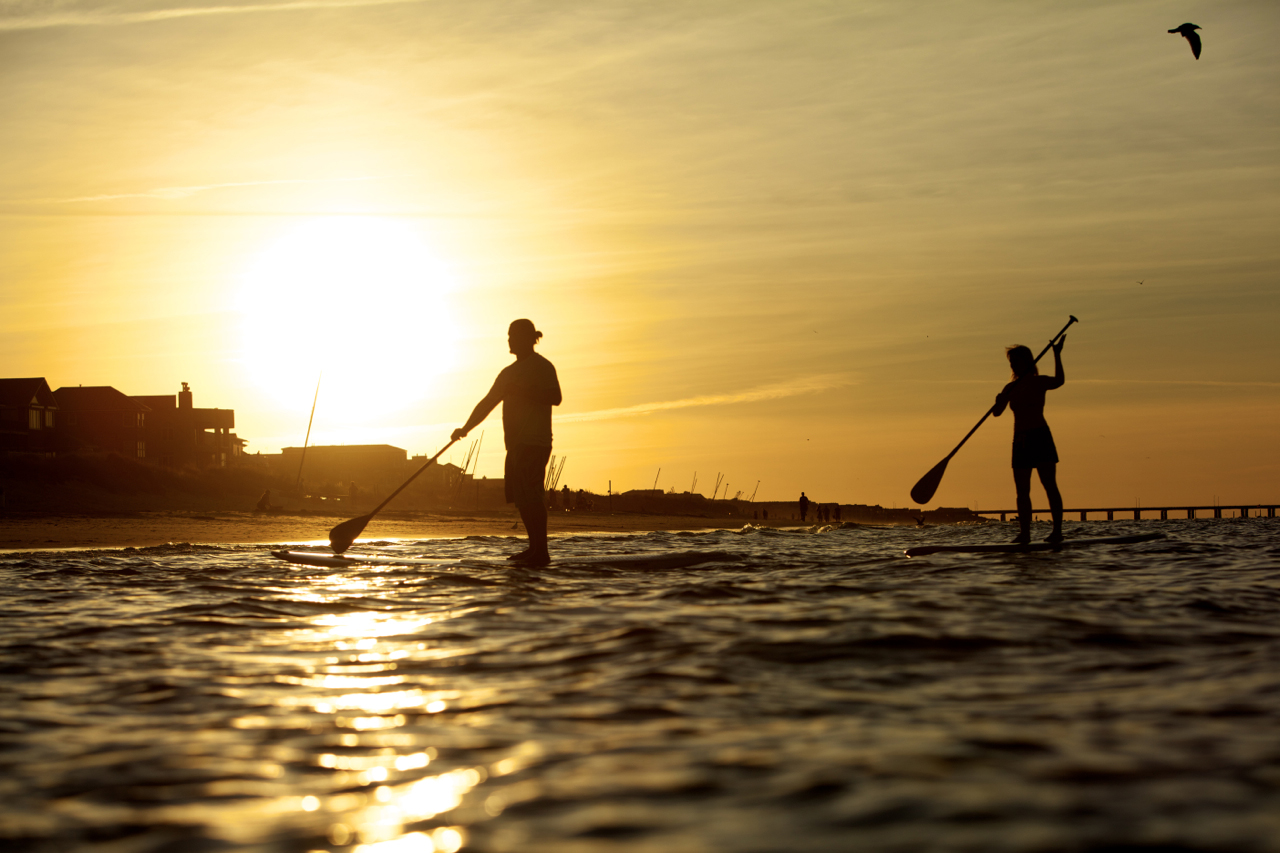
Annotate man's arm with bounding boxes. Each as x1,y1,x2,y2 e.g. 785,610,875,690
452,382,503,441
547,367,562,407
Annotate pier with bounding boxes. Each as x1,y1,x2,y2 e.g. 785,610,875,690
973,505,1279,522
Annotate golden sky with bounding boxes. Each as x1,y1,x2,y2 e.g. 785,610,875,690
2,1,1278,509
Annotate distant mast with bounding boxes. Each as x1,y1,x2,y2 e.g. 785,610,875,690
296,374,322,489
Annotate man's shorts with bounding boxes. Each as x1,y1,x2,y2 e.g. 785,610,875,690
1011,426,1058,470
505,444,552,507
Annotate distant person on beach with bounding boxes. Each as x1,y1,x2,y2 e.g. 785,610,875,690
453,319,562,565
256,489,271,511
992,336,1066,544
799,492,810,522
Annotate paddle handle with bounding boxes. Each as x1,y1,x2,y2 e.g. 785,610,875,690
1032,315,1077,365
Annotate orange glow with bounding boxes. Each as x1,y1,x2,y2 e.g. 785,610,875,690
2,3,1278,506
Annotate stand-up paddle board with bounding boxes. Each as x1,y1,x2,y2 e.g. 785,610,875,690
271,549,732,570
904,532,1164,557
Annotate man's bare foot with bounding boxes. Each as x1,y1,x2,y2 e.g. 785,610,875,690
506,549,532,561
1045,530,1064,544
510,551,550,567
1011,533,1031,546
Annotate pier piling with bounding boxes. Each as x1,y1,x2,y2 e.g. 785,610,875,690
972,504,1279,522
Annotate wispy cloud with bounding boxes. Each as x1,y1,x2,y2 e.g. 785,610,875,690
1074,379,1280,389
918,379,1280,389
0,0,426,31
24,175,385,204
559,374,855,424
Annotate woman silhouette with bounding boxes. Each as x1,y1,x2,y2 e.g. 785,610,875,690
992,336,1066,544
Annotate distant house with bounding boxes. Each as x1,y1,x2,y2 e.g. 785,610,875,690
407,458,466,490
279,444,408,491
53,385,150,459
133,382,240,469
0,377,58,456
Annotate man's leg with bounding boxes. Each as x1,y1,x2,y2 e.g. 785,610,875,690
515,500,549,565
1038,464,1064,542
1013,467,1033,544
505,445,551,564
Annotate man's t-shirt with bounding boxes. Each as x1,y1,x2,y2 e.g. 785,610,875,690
491,353,561,448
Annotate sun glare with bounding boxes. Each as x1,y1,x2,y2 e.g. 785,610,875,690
237,217,460,424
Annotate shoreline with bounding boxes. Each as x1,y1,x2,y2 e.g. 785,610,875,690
0,508,854,552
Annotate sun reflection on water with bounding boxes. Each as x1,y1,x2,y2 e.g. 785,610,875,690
316,611,437,640
317,769,481,850
346,826,466,853
258,586,484,851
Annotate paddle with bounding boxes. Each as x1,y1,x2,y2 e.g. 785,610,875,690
909,315,1077,506
328,438,458,554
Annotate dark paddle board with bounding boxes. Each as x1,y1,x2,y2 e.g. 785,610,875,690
271,549,732,570
904,531,1164,557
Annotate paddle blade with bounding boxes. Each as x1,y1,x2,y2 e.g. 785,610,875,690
328,514,373,555
910,456,951,506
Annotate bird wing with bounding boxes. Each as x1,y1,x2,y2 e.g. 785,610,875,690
1187,30,1201,59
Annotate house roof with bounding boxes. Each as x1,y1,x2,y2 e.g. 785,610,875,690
133,395,176,411
54,386,151,412
281,444,406,453
0,377,56,408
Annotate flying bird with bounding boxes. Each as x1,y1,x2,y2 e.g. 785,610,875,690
1169,23,1202,59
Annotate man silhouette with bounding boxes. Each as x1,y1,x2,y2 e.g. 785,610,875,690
453,319,562,565
799,491,810,522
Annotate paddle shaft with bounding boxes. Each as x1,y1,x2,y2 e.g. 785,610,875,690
938,316,1076,463
328,438,458,552
367,438,458,518
909,316,1077,505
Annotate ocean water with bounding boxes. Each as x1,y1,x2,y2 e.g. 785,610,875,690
2,520,1279,853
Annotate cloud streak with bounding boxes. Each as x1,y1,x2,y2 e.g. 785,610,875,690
558,374,855,424
1073,380,1280,388
20,176,386,204
914,379,1280,389
0,0,426,31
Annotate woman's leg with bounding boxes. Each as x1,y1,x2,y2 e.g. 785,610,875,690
1013,467,1033,543
1037,464,1063,542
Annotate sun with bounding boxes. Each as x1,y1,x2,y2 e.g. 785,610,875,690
237,217,461,428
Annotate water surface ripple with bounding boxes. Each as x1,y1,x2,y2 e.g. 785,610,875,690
3,520,1279,852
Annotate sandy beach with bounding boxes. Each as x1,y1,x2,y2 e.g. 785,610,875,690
0,508,773,552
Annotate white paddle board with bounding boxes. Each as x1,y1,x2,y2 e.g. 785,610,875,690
271,549,732,570
904,531,1164,557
